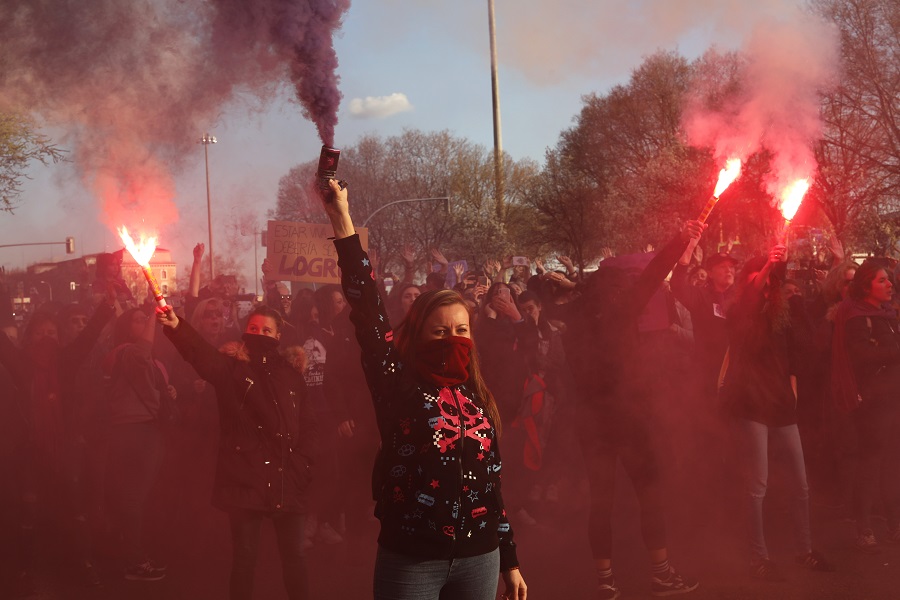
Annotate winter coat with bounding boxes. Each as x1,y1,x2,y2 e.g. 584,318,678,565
0,302,115,461
475,316,529,423
335,234,520,571
561,235,689,429
837,300,900,406
164,320,316,514
723,270,801,427
104,339,172,426
326,307,377,432
671,263,735,381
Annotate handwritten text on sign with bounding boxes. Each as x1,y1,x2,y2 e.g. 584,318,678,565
267,221,369,284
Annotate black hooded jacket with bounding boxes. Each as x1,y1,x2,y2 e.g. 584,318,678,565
164,321,316,513
560,235,689,432
335,234,519,571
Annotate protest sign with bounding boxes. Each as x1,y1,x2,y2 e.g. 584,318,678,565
267,220,369,284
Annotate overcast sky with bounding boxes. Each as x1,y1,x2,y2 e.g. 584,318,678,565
2,0,804,281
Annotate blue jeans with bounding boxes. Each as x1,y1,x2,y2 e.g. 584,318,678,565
736,419,811,559
374,545,499,600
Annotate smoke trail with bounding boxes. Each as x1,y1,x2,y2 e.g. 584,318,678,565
207,0,350,146
0,0,349,234
682,13,840,201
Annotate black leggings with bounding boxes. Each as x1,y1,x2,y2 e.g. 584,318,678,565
228,509,308,600
578,413,667,559
852,396,900,533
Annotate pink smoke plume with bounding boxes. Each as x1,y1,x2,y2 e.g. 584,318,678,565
682,15,840,208
0,0,350,236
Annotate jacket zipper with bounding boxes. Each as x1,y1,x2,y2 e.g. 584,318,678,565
241,377,254,409
450,387,467,547
261,359,288,510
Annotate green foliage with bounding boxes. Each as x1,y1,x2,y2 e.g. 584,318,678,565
523,51,714,264
0,113,65,213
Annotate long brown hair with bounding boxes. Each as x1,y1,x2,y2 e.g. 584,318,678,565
394,289,502,435
849,259,889,301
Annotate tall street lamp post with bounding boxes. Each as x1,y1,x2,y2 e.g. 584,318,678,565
200,133,217,280
487,0,505,221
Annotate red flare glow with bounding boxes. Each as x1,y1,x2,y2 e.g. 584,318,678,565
118,226,167,309
696,158,742,224
713,158,742,198
778,178,810,222
117,226,157,267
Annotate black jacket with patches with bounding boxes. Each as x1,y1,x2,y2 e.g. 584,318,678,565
164,320,315,513
335,234,519,571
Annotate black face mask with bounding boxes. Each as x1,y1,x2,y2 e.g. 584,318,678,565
241,333,280,355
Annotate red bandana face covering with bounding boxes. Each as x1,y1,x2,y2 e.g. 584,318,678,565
414,336,474,387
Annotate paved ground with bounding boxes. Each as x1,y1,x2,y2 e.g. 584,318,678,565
3,467,900,600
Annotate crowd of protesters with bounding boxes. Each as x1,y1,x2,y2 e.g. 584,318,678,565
2,207,900,599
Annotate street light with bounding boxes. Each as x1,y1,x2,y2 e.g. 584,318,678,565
361,197,451,228
200,133,217,280
487,0,505,220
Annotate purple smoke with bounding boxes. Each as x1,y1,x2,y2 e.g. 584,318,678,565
208,0,351,146
0,0,350,231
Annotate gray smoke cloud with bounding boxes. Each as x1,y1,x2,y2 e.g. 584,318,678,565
496,0,797,85
0,0,349,233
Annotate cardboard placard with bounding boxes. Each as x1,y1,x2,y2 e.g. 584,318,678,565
267,220,369,284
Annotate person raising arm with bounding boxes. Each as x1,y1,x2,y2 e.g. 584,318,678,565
321,178,527,600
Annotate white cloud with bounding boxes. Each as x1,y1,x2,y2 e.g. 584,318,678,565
348,93,413,118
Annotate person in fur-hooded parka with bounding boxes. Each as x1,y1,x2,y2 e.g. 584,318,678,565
159,304,316,600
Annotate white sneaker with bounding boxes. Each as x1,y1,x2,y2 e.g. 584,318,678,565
515,507,538,526
318,522,344,544
545,484,559,502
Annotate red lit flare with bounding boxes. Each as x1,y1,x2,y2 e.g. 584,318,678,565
778,178,810,222
777,178,810,244
713,158,742,198
118,227,157,267
117,226,168,309
697,158,742,224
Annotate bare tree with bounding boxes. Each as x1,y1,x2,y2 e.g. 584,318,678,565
811,0,900,251
0,113,65,213
274,129,538,277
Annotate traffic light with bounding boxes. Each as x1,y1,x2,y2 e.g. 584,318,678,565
65,236,75,254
